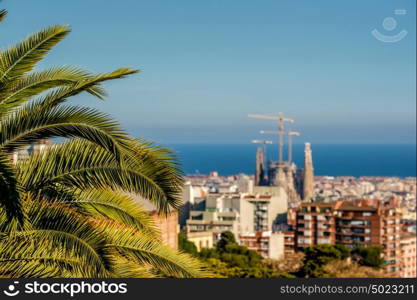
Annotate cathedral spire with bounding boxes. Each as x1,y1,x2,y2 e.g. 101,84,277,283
255,146,265,186
303,142,314,201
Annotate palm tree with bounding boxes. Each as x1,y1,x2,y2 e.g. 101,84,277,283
0,9,208,278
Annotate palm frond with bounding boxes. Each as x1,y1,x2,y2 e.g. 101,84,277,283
110,256,158,278
38,68,139,107
0,10,7,22
17,139,183,213
0,238,109,278
125,139,184,213
71,188,160,235
0,154,23,222
0,66,91,112
5,199,114,276
0,104,131,160
99,220,211,278
0,12,195,279
0,25,70,82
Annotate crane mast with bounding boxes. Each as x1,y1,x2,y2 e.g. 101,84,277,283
287,131,300,164
249,113,294,163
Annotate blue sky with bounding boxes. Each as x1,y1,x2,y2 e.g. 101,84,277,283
1,0,416,144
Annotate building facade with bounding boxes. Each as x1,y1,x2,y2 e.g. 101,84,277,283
185,231,214,251
295,202,336,248
239,231,285,259
185,186,288,242
295,199,405,276
399,233,416,278
151,210,179,250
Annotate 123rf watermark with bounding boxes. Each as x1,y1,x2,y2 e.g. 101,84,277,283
372,9,408,43
2,281,128,298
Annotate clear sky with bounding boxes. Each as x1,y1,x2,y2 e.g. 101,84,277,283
1,0,416,144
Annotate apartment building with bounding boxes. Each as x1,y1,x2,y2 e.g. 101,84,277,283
239,231,285,259
295,202,336,248
186,186,288,242
185,231,214,251
399,233,416,278
283,230,296,255
295,199,404,276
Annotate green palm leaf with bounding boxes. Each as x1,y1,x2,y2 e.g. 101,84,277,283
0,238,108,278
100,220,211,278
0,25,70,82
0,154,23,222
0,66,91,111
2,199,113,275
0,10,7,23
71,188,160,235
0,10,208,279
110,257,158,278
17,139,183,213
36,68,139,108
0,105,131,160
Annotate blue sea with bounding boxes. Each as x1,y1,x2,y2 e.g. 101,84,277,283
168,144,416,177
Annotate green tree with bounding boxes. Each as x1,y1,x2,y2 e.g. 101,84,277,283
0,9,207,278
298,244,350,278
353,246,384,268
178,233,198,256
216,231,237,251
334,244,351,260
198,231,291,278
220,243,263,268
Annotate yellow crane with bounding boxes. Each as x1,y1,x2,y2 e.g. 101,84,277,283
249,113,294,163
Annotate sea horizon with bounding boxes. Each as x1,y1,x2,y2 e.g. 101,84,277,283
167,143,417,178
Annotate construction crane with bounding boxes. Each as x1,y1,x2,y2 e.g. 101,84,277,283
249,113,294,163
287,131,300,164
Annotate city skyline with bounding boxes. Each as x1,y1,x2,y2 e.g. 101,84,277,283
0,1,415,282
1,0,415,144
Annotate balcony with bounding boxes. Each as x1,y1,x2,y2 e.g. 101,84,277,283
337,219,371,227
318,239,331,244
317,215,326,221
298,238,311,244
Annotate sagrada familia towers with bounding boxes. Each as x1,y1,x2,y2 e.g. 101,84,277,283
251,113,314,204
302,142,314,201
254,142,315,204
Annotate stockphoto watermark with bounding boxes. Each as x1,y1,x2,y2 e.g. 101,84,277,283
2,280,128,298
372,9,408,43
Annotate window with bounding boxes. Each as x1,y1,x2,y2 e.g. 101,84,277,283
352,227,365,234
298,238,311,244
